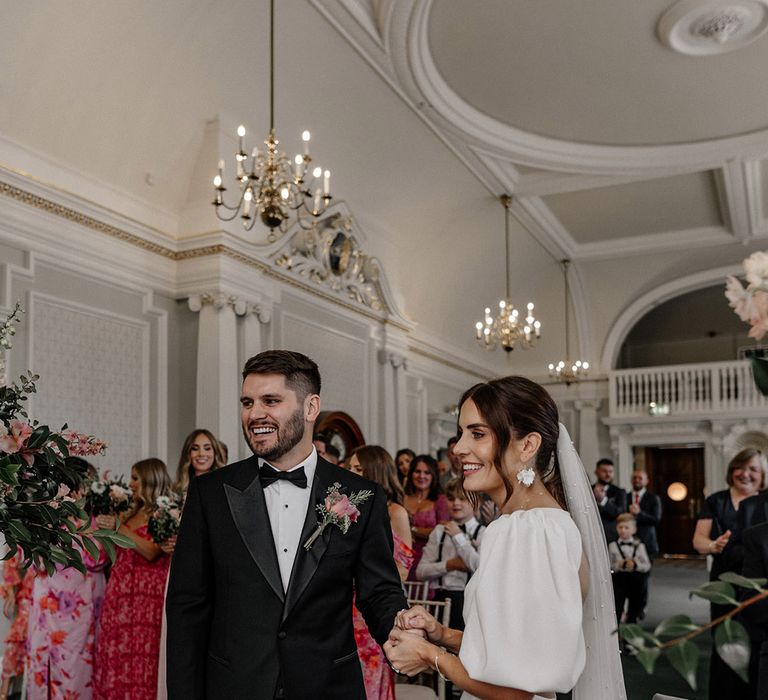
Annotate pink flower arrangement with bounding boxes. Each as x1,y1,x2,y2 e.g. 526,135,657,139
0,419,35,465
726,252,768,340
61,430,108,457
304,482,373,550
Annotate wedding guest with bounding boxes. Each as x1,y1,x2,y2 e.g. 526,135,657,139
693,447,767,700
158,429,226,700
348,445,414,700
172,429,227,495
608,513,651,624
395,448,415,485
415,478,484,629
26,480,108,700
93,458,172,700
385,376,624,698
0,551,35,700
592,458,626,542
438,436,461,490
627,468,662,619
403,455,449,575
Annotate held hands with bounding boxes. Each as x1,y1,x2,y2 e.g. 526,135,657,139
628,503,640,515
384,606,442,676
710,530,731,554
592,484,606,501
443,521,462,537
623,559,636,572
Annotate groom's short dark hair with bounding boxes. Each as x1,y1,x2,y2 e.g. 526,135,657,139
242,350,321,398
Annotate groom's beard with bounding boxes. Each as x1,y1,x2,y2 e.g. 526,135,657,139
243,406,305,462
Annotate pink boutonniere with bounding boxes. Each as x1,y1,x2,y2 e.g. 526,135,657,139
303,482,374,551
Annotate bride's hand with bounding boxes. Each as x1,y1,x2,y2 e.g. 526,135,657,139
395,605,442,644
384,628,435,677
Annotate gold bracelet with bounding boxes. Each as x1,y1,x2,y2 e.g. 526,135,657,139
434,651,449,681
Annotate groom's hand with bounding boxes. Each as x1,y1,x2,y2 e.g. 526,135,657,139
394,605,442,644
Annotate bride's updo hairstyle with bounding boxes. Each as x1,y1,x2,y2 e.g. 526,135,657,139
458,375,566,509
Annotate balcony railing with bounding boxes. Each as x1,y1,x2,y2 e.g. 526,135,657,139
609,360,768,418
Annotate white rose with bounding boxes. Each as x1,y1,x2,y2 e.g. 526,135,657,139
91,481,106,494
745,251,768,290
156,495,171,508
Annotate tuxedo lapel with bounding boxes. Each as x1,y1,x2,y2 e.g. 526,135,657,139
224,462,285,603
282,461,333,623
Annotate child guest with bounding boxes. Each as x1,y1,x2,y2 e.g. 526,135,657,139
415,478,484,630
609,512,651,624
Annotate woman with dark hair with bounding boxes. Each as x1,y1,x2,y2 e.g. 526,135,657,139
692,447,767,698
385,376,624,699
395,448,416,484
403,455,449,574
348,446,414,700
93,459,172,700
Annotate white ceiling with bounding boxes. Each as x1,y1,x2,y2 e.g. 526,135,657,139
2,0,768,376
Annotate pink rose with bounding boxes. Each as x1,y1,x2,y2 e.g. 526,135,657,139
328,494,360,521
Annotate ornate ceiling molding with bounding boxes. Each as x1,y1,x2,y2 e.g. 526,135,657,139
0,178,413,331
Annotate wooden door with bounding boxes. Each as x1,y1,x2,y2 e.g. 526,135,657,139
638,446,705,555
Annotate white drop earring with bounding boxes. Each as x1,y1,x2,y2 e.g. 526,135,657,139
516,463,535,487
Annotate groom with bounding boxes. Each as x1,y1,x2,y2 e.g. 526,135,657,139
166,350,407,699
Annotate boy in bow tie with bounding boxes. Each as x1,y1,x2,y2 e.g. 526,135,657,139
609,513,651,624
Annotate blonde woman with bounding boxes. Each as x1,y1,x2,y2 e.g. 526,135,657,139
172,429,227,495
92,459,172,700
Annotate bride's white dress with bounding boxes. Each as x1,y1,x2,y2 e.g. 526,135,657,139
458,508,585,700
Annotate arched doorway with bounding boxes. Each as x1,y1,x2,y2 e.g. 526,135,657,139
314,411,365,463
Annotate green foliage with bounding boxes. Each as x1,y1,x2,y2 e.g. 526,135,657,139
621,572,768,690
0,302,134,573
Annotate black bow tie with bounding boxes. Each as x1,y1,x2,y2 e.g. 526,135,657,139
259,465,308,489
618,540,634,546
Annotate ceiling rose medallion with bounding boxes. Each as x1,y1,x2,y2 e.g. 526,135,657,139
658,0,768,55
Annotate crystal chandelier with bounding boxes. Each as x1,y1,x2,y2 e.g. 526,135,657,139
548,259,589,385
474,195,541,353
212,0,333,241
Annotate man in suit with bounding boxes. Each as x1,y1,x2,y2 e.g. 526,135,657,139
592,458,627,542
628,469,662,618
166,350,407,699
628,469,662,557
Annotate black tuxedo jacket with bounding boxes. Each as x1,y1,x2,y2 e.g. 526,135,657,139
628,490,662,556
166,456,407,700
594,482,627,541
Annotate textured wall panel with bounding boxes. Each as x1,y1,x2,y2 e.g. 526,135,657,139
30,297,147,475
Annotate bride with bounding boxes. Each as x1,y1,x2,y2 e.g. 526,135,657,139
385,376,625,699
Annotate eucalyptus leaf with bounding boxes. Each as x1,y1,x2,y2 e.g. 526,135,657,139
719,572,768,591
635,647,661,675
654,614,700,638
690,581,739,607
714,618,751,682
667,639,699,690
81,536,101,564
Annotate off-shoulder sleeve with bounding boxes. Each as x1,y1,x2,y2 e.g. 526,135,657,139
459,509,586,694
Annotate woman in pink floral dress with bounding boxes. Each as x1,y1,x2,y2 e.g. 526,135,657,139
92,459,172,700
348,446,414,700
0,551,35,699
26,519,107,700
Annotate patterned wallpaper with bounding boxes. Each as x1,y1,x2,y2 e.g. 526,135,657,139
30,297,147,476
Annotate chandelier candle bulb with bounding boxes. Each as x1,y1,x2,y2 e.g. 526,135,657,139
302,130,311,155
323,170,330,196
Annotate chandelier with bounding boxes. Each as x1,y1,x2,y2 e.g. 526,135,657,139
548,259,589,385
474,195,541,353
212,0,333,241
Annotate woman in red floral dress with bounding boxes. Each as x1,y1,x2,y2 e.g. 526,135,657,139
92,459,172,700
348,446,414,700
0,551,35,699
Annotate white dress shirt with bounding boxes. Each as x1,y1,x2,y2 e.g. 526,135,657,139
415,517,484,591
260,448,318,591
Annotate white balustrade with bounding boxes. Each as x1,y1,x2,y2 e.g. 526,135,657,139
610,360,768,418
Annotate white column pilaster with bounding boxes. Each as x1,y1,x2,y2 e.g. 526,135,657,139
574,399,602,477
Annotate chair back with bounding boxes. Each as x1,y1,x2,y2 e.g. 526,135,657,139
406,598,452,700
403,580,429,602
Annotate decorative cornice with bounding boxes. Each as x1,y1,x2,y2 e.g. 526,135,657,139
0,179,411,331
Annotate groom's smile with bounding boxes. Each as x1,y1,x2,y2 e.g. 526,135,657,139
240,372,318,469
